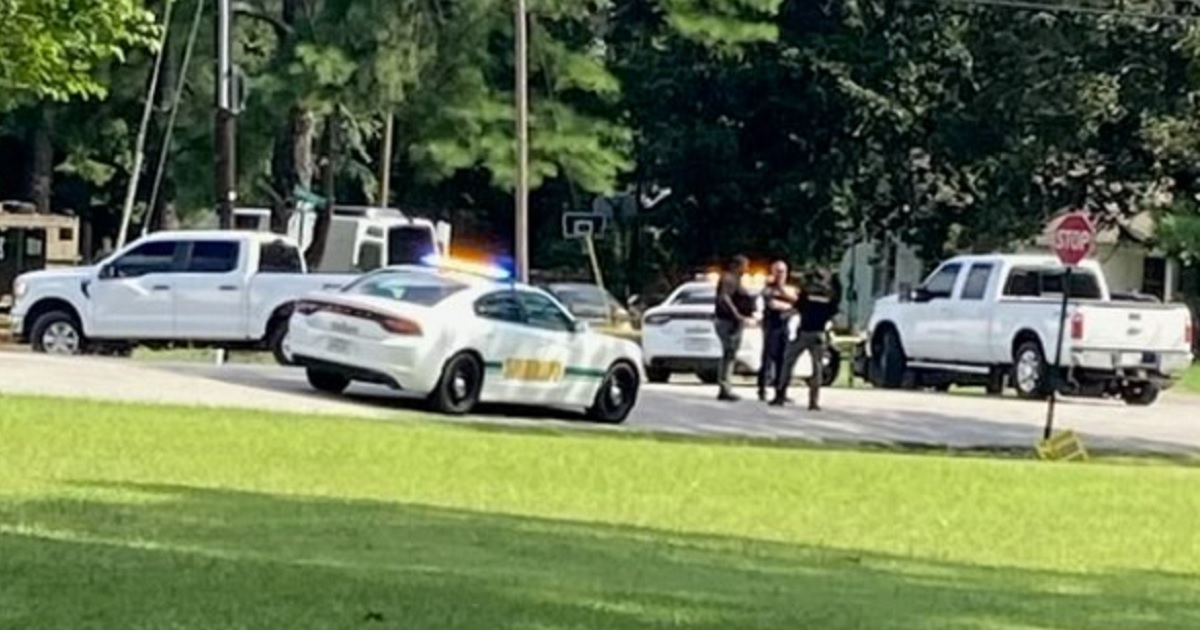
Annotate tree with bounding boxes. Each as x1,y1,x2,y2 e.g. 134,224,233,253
0,0,159,110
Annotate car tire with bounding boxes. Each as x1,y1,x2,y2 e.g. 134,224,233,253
30,311,86,356
696,368,719,384
1121,383,1159,406
587,361,640,424
985,367,1005,396
267,319,294,366
306,367,350,394
872,329,906,389
428,352,484,415
646,367,670,384
820,346,841,387
1012,341,1051,400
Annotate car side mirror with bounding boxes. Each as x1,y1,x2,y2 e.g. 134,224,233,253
98,264,116,279
572,320,590,334
911,286,936,303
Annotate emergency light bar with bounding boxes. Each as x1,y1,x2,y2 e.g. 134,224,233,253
420,254,512,281
695,271,768,288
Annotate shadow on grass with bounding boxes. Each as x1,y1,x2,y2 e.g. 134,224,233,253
1,482,1196,629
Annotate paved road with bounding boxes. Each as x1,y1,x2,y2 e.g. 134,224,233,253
1,352,1197,454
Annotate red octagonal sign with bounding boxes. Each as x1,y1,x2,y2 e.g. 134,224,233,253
1052,212,1096,267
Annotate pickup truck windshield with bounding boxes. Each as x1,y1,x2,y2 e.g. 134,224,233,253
341,269,466,306
1002,267,1103,300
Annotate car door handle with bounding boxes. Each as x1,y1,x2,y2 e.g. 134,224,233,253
151,285,171,291
218,285,238,291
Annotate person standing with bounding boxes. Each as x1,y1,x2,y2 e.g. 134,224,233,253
783,268,842,411
713,255,754,401
757,260,794,401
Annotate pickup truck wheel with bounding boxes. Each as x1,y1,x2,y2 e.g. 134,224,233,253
30,311,86,355
646,367,670,384
428,352,484,415
306,368,350,394
1013,341,1050,400
1121,383,1160,406
873,330,907,389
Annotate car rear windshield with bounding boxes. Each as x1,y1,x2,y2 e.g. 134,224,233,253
341,269,466,306
671,288,715,305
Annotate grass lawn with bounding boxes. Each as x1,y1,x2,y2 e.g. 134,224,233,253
1179,363,1200,395
2,396,1199,629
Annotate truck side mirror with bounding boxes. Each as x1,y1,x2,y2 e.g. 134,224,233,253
98,264,116,279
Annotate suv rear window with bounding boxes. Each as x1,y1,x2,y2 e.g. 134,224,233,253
341,269,466,306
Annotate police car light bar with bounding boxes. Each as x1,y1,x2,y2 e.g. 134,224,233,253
695,270,767,287
421,254,512,281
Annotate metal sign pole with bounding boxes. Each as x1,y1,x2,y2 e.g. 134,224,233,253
1043,266,1073,439
584,233,605,291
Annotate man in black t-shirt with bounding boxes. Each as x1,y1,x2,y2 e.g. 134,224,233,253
713,255,754,401
782,268,842,411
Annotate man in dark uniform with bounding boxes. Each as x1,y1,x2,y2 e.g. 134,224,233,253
713,255,754,401
781,268,842,411
757,260,794,402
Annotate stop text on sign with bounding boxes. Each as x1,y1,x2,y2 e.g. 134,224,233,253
1055,229,1092,252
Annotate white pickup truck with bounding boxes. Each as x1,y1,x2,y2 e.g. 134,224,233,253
854,253,1195,405
9,231,352,361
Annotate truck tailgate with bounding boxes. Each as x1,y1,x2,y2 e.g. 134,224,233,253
1077,302,1192,352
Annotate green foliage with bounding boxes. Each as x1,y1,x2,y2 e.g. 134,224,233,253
0,0,159,110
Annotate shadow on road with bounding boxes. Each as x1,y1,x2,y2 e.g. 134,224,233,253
155,363,1198,456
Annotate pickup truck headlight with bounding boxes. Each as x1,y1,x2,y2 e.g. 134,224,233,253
12,279,27,299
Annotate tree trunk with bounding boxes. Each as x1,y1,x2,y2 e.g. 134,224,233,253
268,0,314,235
270,106,315,234
303,113,337,270
28,107,54,212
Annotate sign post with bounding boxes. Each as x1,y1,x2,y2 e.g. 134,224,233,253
1043,211,1096,440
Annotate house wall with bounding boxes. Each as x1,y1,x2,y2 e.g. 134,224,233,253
838,238,925,330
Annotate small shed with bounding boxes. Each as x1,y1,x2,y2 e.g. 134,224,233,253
0,201,81,310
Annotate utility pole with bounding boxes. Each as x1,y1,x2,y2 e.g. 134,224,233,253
215,0,236,229
514,0,530,282
378,113,394,206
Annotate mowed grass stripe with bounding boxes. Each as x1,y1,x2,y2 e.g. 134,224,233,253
1,394,1199,629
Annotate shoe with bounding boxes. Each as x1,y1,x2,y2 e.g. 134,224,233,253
757,389,767,401
768,398,786,407
718,391,741,402
808,404,821,412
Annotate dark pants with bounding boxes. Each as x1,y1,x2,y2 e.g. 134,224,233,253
758,326,788,396
782,330,826,408
714,318,742,396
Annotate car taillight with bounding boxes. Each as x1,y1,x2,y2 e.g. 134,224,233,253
296,300,323,315
1186,319,1194,345
1070,312,1084,340
644,314,671,326
379,316,421,335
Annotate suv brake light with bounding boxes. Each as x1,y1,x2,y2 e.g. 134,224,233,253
1187,319,1194,346
1070,312,1085,340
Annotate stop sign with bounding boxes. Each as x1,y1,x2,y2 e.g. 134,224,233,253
1052,212,1095,267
